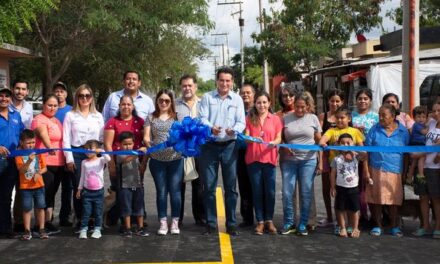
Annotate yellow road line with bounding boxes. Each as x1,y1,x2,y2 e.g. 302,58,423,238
127,187,233,264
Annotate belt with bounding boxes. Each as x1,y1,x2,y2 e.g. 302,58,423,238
210,140,235,146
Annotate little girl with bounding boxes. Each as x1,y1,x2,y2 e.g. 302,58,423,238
245,91,282,235
76,139,111,239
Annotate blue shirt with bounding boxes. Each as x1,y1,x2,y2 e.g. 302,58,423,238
102,89,154,122
199,89,245,142
410,122,426,145
55,104,72,124
365,121,410,174
352,111,379,136
0,109,25,151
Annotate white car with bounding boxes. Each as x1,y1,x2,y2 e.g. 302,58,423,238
28,101,43,116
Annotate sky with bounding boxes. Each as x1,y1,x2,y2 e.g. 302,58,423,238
196,0,402,81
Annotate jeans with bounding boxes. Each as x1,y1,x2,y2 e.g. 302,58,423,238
21,187,46,211
80,188,104,231
72,151,87,222
149,158,183,220
280,158,317,227
247,162,276,222
0,158,18,233
200,141,238,228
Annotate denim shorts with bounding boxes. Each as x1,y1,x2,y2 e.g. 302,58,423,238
119,187,145,217
21,187,46,212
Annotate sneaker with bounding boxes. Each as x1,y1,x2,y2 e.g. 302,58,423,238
297,224,308,236
254,223,264,235
20,230,32,241
280,224,296,235
122,229,133,238
135,228,150,237
170,218,180,235
39,229,49,239
79,230,87,239
45,222,61,235
226,226,239,236
157,218,168,236
91,229,102,239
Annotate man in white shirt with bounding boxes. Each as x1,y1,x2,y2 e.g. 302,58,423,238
102,71,154,122
9,80,33,129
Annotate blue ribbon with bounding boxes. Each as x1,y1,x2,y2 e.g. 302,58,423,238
238,134,440,153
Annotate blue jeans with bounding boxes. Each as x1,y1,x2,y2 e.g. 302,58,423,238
0,158,18,233
149,158,183,220
247,162,276,222
21,187,46,211
80,188,104,231
280,158,317,227
200,142,238,228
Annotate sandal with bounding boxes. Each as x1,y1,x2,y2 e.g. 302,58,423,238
39,229,49,239
20,231,32,241
390,227,403,237
351,228,361,238
370,227,382,236
339,227,348,237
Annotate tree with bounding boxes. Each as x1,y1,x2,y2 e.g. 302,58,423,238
230,46,264,88
15,0,212,99
254,0,385,77
0,0,56,43
387,0,440,27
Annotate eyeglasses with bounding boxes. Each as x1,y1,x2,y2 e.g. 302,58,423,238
158,98,171,105
282,94,294,99
78,94,92,100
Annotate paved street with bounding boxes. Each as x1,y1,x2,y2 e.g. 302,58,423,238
0,167,439,264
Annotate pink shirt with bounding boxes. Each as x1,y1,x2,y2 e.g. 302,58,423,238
31,114,64,166
245,113,283,166
104,116,144,150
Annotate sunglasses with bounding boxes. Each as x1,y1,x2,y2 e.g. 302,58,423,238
282,93,294,99
158,98,171,105
78,94,92,99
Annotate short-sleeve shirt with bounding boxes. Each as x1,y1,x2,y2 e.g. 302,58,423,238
0,109,24,151
55,104,72,124
9,101,33,129
410,122,426,145
102,89,155,122
352,111,379,136
424,119,440,169
365,122,410,174
281,113,322,161
116,155,142,188
324,126,364,162
331,155,359,188
245,113,283,166
31,114,64,166
145,115,181,161
16,154,46,190
104,116,144,150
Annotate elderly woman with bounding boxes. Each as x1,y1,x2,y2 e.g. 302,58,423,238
279,92,322,236
365,104,410,237
382,93,414,130
63,84,104,227
31,94,64,234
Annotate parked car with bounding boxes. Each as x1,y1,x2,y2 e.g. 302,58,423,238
28,101,43,116
420,73,440,111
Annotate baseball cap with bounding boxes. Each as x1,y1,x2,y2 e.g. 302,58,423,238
0,86,12,95
53,81,67,91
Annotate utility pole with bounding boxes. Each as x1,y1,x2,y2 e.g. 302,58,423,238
219,1,244,86
211,44,225,66
208,55,219,79
259,2,270,93
211,33,230,65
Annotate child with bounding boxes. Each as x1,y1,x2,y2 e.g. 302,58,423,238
330,133,361,238
407,106,429,182
116,131,149,237
15,129,48,240
76,139,111,239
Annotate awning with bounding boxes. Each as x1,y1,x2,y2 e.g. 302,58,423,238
341,69,368,83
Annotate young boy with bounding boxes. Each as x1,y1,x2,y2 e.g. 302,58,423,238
116,131,149,237
76,140,111,239
330,133,361,238
408,106,429,182
15,129,48,240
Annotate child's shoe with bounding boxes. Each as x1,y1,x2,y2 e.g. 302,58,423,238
157,218,168,235
20,230,32,241
91,229,102,239
135,227,150,237
79,230,87,239
39,229,49,239
170,218,180,235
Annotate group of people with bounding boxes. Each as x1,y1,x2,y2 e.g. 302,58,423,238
0,67,439,242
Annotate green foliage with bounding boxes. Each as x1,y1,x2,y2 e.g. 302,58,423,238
197,78,215,95
230,46,265,88
254,0,384,77
387,0,440,27
13,0,213,103
0,0,56,43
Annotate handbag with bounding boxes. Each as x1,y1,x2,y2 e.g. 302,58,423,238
183,157,199,182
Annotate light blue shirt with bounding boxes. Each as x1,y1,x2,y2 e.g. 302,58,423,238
102,89,154,122
9,100,33,129
199,89,245,141
365,121,410,174
352,110,379,136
